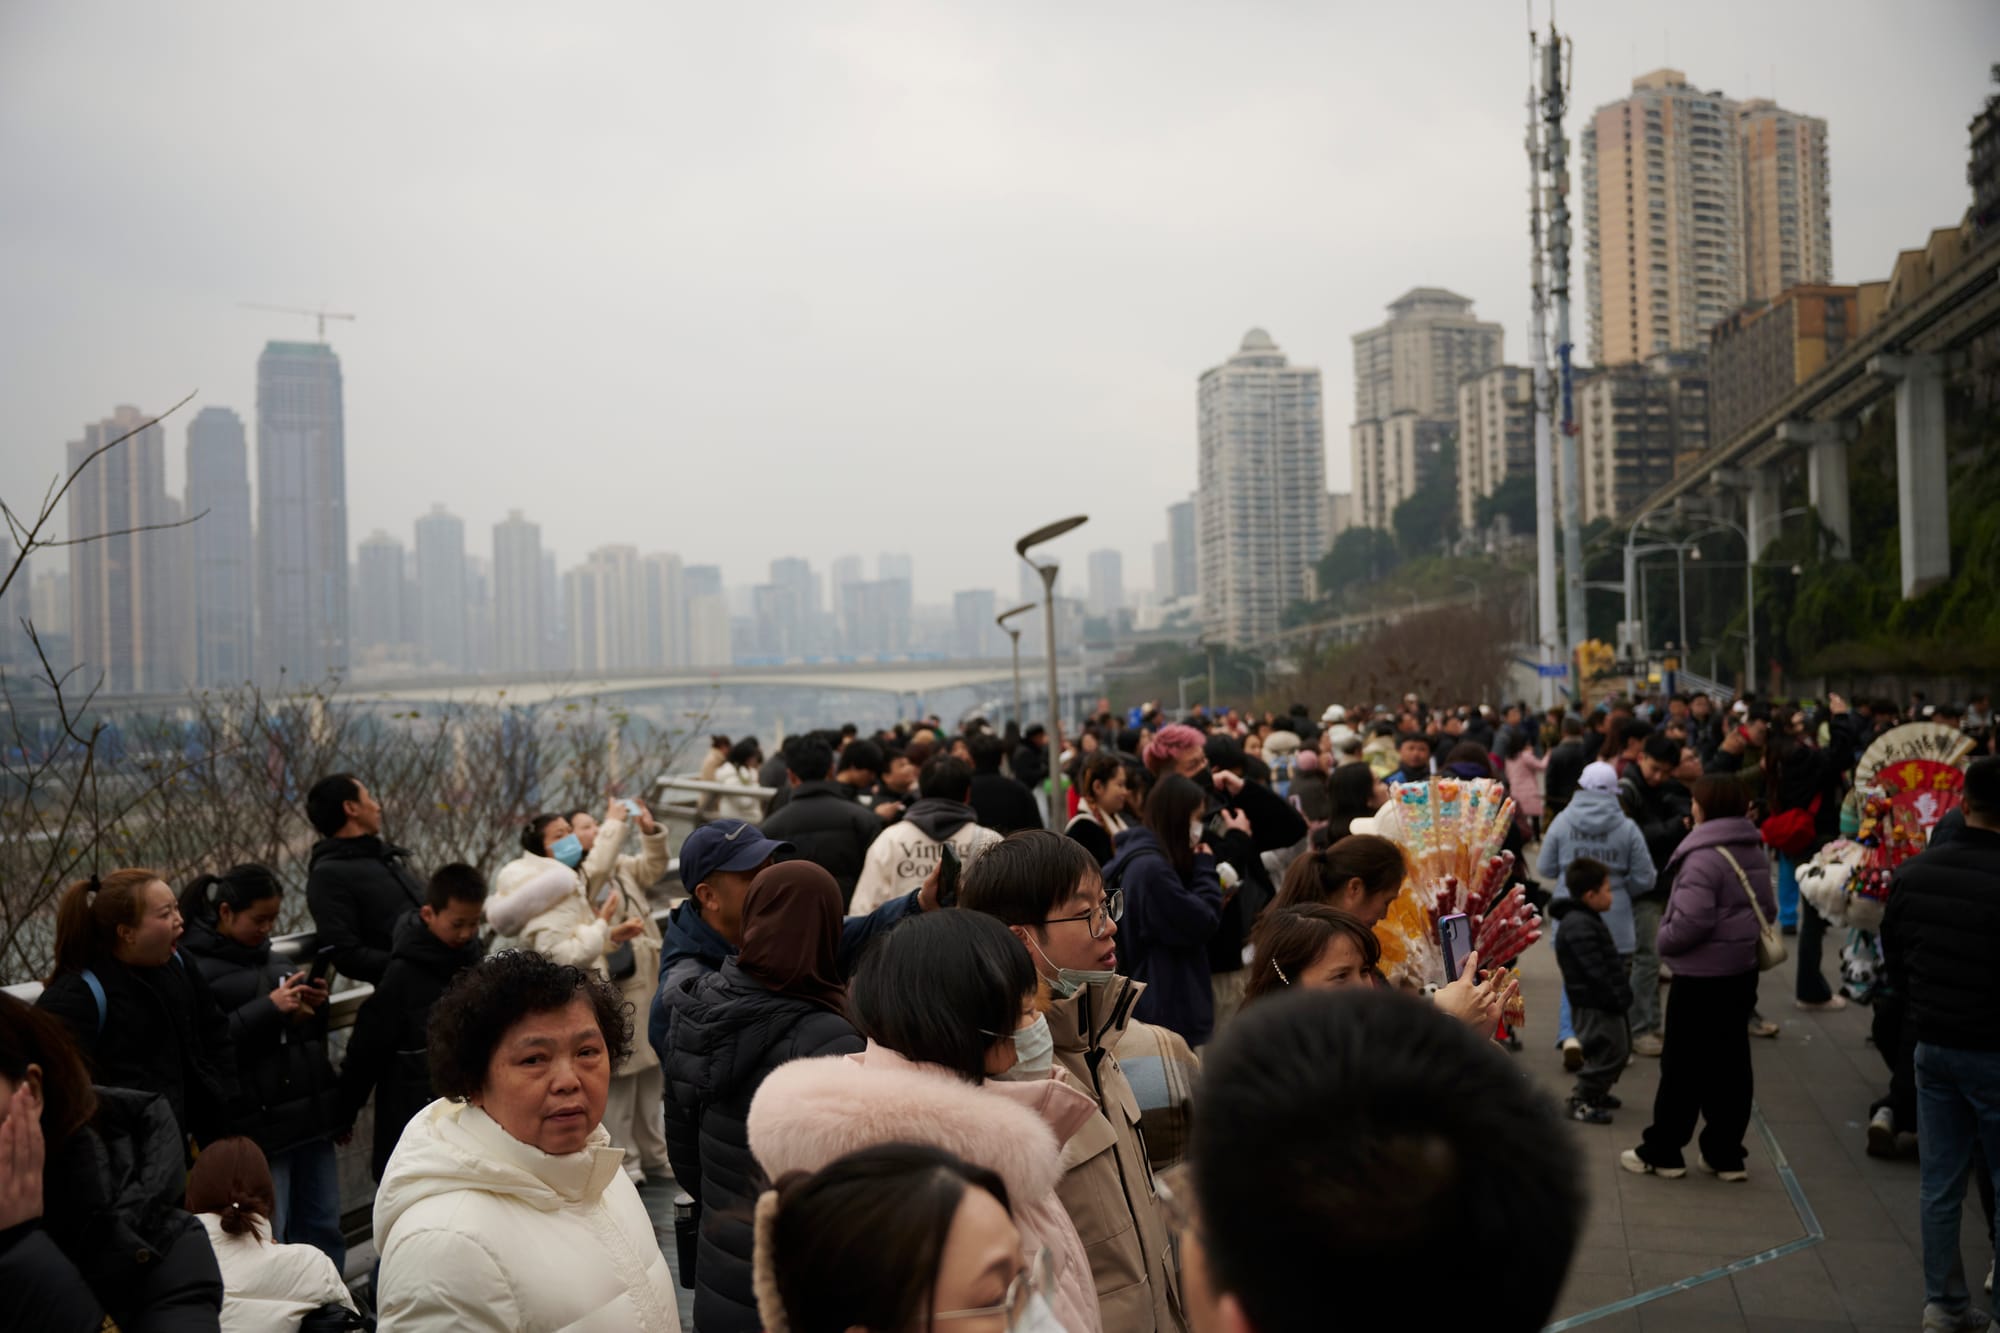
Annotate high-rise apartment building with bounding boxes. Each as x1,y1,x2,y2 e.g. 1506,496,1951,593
1166,499,1197,601
952,589,997,658
185,406,254,685
413,505,468,671
567,545,645,672
1350,291,1503,530
0,546,27,668
1086,549,1124,618
492,510,543,673
539,550,563,670
256,341,347,684
1198,329,1327,647
1707,284,1883,444
1738,99,1832,303
354,531,408,655
67,407,181,694
1455,366,1536,531
641,552,685,668
1576,350,1710,523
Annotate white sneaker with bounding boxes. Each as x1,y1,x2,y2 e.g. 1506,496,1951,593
1794,995,1848,1012
1920,1302,1992,1332
1562,1037,1584,1072
1619,1148,1685,1179
1865,1107,1896,1159
1633,1032,1665,1058
1696,1154,1749,1183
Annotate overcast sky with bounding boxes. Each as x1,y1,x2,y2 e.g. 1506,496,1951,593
4,2,1995,604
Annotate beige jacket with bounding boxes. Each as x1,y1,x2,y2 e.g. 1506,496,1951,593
578,810,671,1072
1047,974,1188,1333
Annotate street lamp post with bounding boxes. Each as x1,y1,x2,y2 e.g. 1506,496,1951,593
1017,515,1089,821
1684,506,1806,693
996,603,1035,727
1177,671,1206,718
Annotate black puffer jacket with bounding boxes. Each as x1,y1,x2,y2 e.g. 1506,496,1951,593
1551,897,1635,1013
967,770,1044,836
36,954,239,1154
304,834,426,984
0,1086,224,1333
180,918,338,1157
1882,825,2000,1053
1619,774,1692,890
759,781,884,904
337,910,484,1178
662,960,863,1333
1201,770,1308,977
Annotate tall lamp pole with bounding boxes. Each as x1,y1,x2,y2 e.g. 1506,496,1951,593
1017,515,1089,822
996,603,1035,727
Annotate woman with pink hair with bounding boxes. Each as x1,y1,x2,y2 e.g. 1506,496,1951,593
1142,723,1208,778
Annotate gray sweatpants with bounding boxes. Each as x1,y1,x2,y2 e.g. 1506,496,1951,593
1573,1006,1631,1105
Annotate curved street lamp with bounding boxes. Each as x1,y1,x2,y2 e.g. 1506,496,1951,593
1016,515,1089,820
996,602,1035,726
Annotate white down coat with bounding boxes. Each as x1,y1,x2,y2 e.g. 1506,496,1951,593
373,1099,681,1333
198,1213,356,1333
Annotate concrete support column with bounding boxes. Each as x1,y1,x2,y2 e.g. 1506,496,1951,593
1745,465,1782,557
1868,353,1950,598
1779,419,1851,558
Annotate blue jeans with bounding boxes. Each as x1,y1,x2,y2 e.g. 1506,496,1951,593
270,1138,346,1273
1776,853,1799,929
1914,1042,2000,1315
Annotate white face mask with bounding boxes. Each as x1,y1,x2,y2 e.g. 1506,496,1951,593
1010,1289,1068,1333
1189,817,1204,848
1026,932,1116,1000
998,1013,1055,1080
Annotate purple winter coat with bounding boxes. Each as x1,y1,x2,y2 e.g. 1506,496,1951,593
1654,816,1778,978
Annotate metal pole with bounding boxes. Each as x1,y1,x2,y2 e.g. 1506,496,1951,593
1544,29,1586,668
1039,565,1065,817
1206,642,1216,711
1745,534,1757,694
1675,546,1687,664
1007,629,1022,726
1527,45,1559,710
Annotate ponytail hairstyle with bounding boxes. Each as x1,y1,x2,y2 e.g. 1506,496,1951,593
1275,834,1408,912
177,864,283,926
51,867,165,979
521,812,564,856
753,1143,1014,1333
184,1136,277,1239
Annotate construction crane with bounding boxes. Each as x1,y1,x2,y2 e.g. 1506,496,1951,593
238,302,356,342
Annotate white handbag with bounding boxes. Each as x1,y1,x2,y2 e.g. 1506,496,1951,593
1717,847,1786,972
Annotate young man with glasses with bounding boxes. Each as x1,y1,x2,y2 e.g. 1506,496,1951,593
960,830,1194,1333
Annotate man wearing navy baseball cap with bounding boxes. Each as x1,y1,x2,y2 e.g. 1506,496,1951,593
645,817,935,1060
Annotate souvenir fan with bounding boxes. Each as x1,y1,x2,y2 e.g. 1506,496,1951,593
1830,723,1974,933
1370,777,1543,989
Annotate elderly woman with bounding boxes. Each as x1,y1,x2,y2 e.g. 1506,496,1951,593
371,952,681,1331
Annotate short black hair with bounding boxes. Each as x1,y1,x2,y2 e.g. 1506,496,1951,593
426,863,488,913
1641,733,1680,765
305,773,362,838
1615,718,1654,747
427,951,631,1101
788,739,835,783
1962,755,2000,825
849,911,1037,1083
918,755,973,802
1023,724,1046,741
1560,716,1584,737
726,736,763,768
1192,988,1582,1332
1203,734,1244,774
839,739,885,777
1565,856,1611,898
1396,731,1431,750
959,828,1100,928
966,732,1008,773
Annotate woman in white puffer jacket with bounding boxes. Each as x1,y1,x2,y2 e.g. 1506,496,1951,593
485,803,644,973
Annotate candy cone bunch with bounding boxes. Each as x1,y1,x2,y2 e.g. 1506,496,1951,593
1370,778,1544,988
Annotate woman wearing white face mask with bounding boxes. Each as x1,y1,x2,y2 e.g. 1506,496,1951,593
485,809,645,971
748,911,1103,1333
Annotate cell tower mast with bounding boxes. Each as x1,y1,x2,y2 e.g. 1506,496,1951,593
1527,42,1558,709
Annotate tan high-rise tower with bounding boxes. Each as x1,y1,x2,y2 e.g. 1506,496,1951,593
1738,99,1832,301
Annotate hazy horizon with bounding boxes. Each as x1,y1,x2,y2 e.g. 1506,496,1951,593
5,2,1995,603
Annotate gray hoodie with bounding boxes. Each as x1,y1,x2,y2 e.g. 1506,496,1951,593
1536,787,1657,953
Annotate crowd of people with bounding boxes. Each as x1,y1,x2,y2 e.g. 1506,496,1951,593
0,686,1995,1332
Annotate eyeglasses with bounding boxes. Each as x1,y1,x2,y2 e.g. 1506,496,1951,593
936,1247,1053,1325
1041,888,1123,939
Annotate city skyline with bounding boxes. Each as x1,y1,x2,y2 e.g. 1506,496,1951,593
4,4,1991,606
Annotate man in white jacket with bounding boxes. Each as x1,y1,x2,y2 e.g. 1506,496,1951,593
850,756,1001,913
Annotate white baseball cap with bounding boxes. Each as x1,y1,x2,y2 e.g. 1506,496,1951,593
1579,761,1620,793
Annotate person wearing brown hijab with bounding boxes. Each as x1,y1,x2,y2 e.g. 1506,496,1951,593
659,861,865,1333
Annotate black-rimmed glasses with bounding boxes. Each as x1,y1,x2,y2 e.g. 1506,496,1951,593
1042,888,1122,939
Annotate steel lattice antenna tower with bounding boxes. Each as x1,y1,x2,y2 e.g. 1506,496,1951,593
1542,27,1587,669
1527,38,1559,708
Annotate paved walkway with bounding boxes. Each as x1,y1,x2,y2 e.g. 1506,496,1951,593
1516,933,1996,1332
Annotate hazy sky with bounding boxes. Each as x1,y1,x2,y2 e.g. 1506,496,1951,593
4,2,1995,604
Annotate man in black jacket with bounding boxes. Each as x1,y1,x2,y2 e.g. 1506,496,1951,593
760,738,884,904
965,732,1044,835
302,773,425,985
1545,716,1590,817
1012,724,1050,791
336,864,486,1178
1619,733,1693,1055
1881,756,2000,1328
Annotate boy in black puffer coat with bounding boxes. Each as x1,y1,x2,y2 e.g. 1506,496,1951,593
1553,857,1635,1124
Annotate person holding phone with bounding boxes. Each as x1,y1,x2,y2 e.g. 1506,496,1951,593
1103,774,1233,1047
176,865,346,1269
488,809,648,974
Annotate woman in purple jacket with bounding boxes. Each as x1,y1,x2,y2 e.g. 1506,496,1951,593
1622,776,1778,1182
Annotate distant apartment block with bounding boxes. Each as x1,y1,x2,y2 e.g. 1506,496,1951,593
413,505,468,672
1707,284,1884,444
66,407,182,694
1351,290,1502,531
354,531,409,656
1455,365,1535,531
492,510,544,673
185,406,255,685
1739,99,1833,303
256,341,348,684
1576,351,1709,523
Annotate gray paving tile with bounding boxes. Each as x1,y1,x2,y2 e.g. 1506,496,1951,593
1554,1270,1639,1317
1730,1254,1850,1322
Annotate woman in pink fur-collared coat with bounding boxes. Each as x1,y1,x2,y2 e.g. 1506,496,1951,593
747,911,1103,1333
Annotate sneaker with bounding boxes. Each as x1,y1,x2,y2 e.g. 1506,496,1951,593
1633,1033,1665,1058
1696,1154,1749,1182
1795,995,1849,1012
1568,1099,1614,1125
1748,1016,1781,1038
1866,1107,1897,1159
1920,1302,1992,1332
1562,1037,1584,1072
1619,1148,1686,1179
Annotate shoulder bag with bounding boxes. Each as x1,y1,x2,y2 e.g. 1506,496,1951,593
1715,847,1786,972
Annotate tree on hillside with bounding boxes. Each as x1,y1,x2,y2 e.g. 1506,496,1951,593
1393,439,1461,560
1317,526,1400,607
1474,471,1537,536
